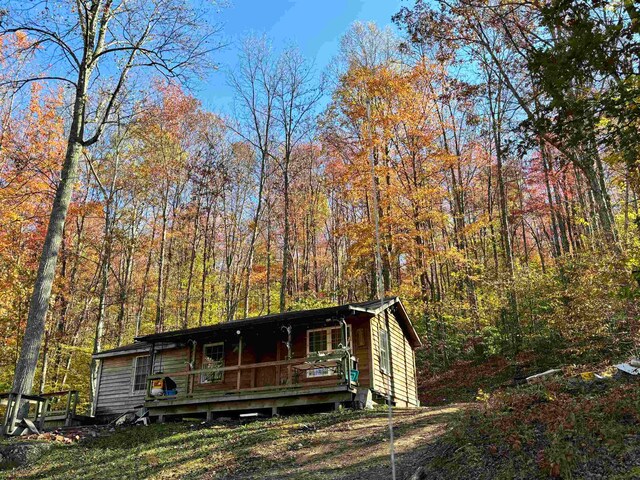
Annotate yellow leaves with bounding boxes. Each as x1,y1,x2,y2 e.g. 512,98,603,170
476,388,491,403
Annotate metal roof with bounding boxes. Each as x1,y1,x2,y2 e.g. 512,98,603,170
92,342,178,359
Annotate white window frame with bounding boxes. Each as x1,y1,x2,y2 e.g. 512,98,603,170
306,325,352,378
201,342,224,384
132,355,151,393
379,328,391,374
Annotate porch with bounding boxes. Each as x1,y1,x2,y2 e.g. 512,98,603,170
144,349,359,419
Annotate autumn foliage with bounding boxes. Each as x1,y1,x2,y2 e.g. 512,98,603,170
0,9,639,405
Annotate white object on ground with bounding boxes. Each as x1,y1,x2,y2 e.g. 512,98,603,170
526,369,562,383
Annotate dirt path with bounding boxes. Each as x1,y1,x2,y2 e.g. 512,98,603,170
236,405,466,480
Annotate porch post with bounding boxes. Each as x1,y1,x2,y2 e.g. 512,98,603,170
188,339,197,395
149,342,156,374
38,398,49,432
340,318,351,387
236,334,242,391
1,394,14,435
275,341,281,385
147,342,156,400
284,325,292,385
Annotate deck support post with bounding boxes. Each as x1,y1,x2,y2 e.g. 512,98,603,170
157,414,164,423
1,393,13,435
38,398,49,432
271,406,279,417
206,409,213,422
8,393,21,435
64,391,73,426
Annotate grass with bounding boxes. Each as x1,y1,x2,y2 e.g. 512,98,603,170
0,406,461,480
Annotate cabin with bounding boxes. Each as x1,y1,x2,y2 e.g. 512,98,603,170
92,297,421,422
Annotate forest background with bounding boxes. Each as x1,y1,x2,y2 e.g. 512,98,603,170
1,0,639,407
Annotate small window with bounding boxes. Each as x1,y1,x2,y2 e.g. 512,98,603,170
201,343,224,383
308,329,328,353
306,325,352,377
379,329,390,374
331,327,347,350
306,326,352,354
133,355,151,392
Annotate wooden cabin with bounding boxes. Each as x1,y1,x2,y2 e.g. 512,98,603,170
92,297,421,422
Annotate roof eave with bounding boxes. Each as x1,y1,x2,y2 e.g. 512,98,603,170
394,299,422,348
352,297,421,349
92,341,179,359
134,306,355,344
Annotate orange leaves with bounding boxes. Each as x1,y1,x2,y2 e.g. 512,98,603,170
323,50,488,298
0,84,66,252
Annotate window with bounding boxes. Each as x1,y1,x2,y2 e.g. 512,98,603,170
306,326,351,377
307,326,352,354
133,355,151,393
379,329,390,374
201,343,224,383
308,329,328,353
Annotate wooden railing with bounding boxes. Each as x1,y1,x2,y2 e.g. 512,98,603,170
145,349,356,402
0,390,79,436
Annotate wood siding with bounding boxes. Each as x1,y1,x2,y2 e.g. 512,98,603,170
95,348,188,418
185,315,373,394
370,311,419,407
95,308,418,416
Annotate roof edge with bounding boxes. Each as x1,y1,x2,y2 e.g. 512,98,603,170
92,342,178,359
131,297,422,349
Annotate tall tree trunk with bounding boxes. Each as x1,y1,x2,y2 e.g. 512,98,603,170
90,191,115,410
183,198,201,328
279,162,290,313
540,145,562,258
116,219,135,346
135,214,157,336
11,90,86,395
199,204,212,326
266,199,272,315
155,189,169,333
243,152,267,318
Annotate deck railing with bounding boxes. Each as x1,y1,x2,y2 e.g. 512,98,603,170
145,349,356,402
0,390,79,435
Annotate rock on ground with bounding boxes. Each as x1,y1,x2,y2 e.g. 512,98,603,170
0,442,51,468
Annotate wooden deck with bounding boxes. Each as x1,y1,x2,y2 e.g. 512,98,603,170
144,350,358,419
146,384,356,419
1,390,80,435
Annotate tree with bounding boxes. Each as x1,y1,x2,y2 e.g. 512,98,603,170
527,0,640,191
274,48,324,312
228,37,279,319
394,0,618,242
1,0,221,396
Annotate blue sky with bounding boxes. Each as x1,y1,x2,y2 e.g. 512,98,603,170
198,0,406,112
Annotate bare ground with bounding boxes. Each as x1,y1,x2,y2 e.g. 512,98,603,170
228,405,464,480
1,405,464,480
